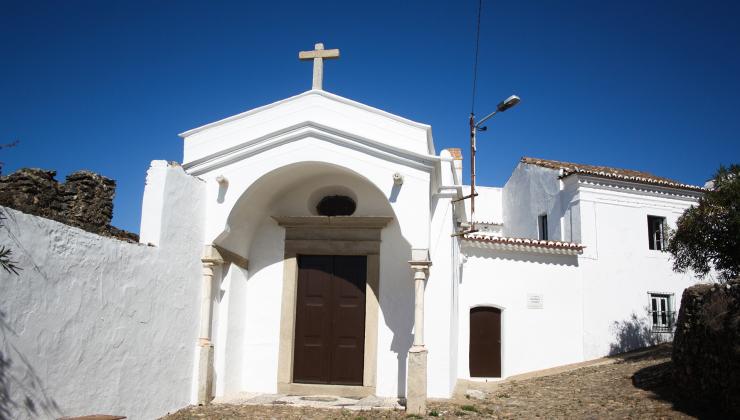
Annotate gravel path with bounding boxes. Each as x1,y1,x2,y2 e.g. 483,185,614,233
162,345,702,419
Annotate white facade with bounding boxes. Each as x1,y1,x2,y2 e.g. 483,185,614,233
170,89,702,399
0,88,706,419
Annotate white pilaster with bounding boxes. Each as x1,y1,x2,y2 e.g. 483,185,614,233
197,245,223,405
407,249,431,415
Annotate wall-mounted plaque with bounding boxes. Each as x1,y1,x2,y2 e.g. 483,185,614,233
527,293,544,309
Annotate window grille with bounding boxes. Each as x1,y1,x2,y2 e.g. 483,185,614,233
649,293,675,332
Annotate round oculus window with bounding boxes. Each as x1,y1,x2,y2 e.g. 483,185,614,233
316,195,356,216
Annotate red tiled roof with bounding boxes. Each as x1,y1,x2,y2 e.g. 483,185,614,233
463,234,585,252
521,157,706,192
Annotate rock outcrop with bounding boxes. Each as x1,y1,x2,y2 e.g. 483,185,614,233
672,279,740,415
0,168,138,242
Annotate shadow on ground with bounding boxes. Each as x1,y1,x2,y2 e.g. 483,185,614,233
631,353,729,420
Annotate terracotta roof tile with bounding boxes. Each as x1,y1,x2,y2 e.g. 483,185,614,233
463,234,585,252
521,157,706,192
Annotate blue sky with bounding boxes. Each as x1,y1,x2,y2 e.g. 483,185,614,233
2,0,739,233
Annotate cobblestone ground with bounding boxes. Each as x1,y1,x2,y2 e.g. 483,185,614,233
162,345,704,419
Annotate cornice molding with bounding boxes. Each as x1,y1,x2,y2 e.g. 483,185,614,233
182,121,439,176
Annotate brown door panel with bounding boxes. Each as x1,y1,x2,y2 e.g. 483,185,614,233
294,255,366,385
469,306,502,378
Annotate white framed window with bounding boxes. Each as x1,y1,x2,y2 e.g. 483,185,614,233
647,215,666,250
648,292,675,332
538,214,548,240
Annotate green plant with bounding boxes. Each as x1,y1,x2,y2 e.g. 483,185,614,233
428,409,439,416
667,164,740,282
0,211,20,275
460,404,479,412
0,141,21,277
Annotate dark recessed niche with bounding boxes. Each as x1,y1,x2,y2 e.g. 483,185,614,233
316,195,356,216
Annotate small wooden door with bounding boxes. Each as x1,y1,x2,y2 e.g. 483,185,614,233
469,306,501,377
293,255,367,385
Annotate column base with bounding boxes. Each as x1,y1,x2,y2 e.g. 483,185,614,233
406,348,427,415
197,344,214,405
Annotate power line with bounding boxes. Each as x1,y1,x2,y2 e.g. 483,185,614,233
470,0,483,115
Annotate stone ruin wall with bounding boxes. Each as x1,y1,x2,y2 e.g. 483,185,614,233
0,168,138,241
672,279,740,415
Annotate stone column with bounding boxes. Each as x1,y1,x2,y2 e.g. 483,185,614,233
407,250,431,415
197,245,223,405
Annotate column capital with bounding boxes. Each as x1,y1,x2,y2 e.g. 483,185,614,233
409,248,430,262
408,248,431,272
201,244,224,265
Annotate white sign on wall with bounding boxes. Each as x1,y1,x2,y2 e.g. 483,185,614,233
527,293,544,309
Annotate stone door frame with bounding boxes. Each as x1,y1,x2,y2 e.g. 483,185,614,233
274,216,392,397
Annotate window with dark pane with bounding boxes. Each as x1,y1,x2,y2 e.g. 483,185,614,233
649,293,674,332
538,214,548,240
647,215,666,250
316,195,356,216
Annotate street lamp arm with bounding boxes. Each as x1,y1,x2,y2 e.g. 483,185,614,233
475,109,499,128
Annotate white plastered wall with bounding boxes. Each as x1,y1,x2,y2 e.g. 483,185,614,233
424,156,460,398
0,162,205,420
572,179,703,359
458,246,583,379
502,163,565,240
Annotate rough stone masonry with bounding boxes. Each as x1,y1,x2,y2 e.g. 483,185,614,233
672,279,740,416
0,168,138,241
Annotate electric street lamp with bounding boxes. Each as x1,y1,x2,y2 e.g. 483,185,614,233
454,95,521,236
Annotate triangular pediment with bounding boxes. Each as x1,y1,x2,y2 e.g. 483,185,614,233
180,90,436,170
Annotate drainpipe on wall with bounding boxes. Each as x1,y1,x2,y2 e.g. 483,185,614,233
198,245,223,405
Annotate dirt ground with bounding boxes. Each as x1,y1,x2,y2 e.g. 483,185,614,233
162,345,715,419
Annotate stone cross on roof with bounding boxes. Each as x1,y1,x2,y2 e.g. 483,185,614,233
299,42,340,90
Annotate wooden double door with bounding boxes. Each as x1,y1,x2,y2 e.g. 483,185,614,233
293,255,367,385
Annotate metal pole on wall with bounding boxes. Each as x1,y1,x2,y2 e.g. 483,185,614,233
452,96,521,237
469,113,478,234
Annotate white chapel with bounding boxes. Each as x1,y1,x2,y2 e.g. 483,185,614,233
0,43,706,419
136,43,704,414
